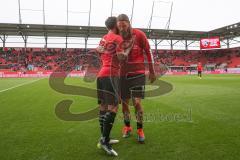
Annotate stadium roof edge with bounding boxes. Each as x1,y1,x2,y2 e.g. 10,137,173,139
209,22,240,39
0,23,239,41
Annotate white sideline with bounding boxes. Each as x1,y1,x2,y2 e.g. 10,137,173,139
0,78,43,93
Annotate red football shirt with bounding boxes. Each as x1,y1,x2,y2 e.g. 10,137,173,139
120,29,154,76
197,65,203,71
97,32,124,78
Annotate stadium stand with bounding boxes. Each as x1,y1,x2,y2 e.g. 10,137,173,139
0,48,101,72
1,47,240,73
154,47,240,67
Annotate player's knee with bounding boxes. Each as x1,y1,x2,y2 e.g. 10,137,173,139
133,98,142,108
108,105,118,113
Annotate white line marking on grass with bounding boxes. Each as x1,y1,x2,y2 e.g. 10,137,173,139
0,78,43,93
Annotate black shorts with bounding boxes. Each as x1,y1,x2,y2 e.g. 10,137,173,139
97,77,119,106
120,74,146,100
198,71,202,74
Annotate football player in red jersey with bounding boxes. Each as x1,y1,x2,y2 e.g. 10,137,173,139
116,14,156,143
96,16,132,156
95,16,123,156
197,62,203,79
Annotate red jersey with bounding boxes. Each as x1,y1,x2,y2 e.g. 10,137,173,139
97,32,124,78
197,65,203,71
120,29,154,76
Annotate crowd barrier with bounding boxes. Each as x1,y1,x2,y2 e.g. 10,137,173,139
1,68,240,78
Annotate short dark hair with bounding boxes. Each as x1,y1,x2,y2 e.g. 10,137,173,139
105,17,117,30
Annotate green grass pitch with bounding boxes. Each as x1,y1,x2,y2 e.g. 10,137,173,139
0,74,240,160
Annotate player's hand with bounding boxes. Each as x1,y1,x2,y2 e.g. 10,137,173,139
96,46,105,53
149,73,156,83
